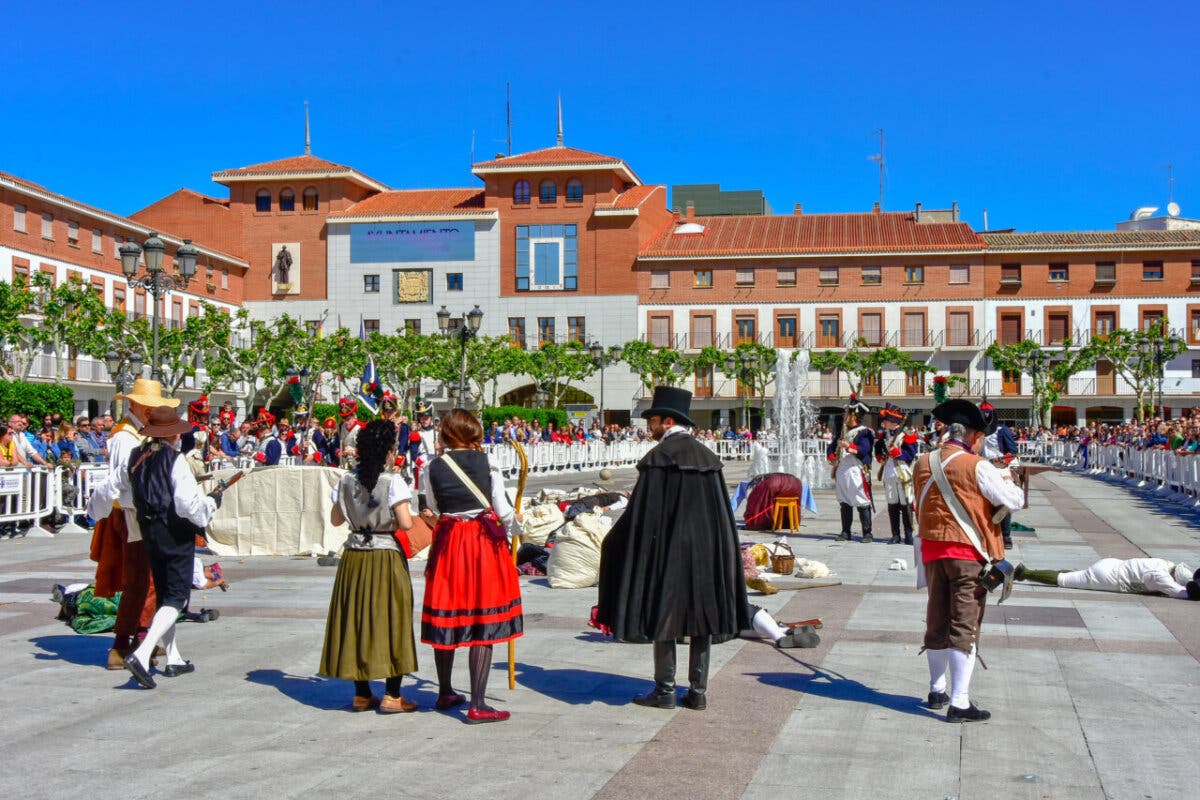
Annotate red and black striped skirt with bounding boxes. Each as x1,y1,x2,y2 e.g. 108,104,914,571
421,516,523,650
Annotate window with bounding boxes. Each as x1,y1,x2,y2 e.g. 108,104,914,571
113,236,122,258
1049,263,1069,282
648,315,671,347
777,315,797,347
1047,313,1069,345
302,187,318,211
820,368,839,395
948,311,972,346
777,267,796,286
565,178,583,203
1143,260,1164,281
1192,260,1200,282
1000,313,1023,344
41,213,53,239
539,180,557,203
112,287,126,314
904,265,924,284
1191,309,1200,342
650,271,670,289
861,370,881,395
363,274,380,293
567,316,586,344
404,319,421,335
735,268,755,287
949,359,970,376
819,266,839,286
515,224,577,291
279,189,295,212
861,265,881,285
537,317,555,345
305,320,321,337
693,270,713,288
735,315,757,345
221,268,229,289
1000,263,1022,284
13,204,25,233
949,264,969,284
508,317,526,347
67,221,79,244
513,180,530,205
1095,262,1117,284
818,315,840,347
92,228,103,253
134,292,146,319
256,189,271,212
860,312,883,346
1095,310,1116,336
691,315,714,349
694,365,714,398
363,319,380,336
905,368,926,395
1193,360,1200,380
902,312,926,346
446,273,464,291
1142,310,1165,333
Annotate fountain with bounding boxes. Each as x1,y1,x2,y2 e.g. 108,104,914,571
768,349,828,489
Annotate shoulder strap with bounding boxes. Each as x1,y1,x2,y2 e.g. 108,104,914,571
440,453,492,509
928,450,991,563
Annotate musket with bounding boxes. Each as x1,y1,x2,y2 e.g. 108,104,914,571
507,438,529,690
211,470,246,495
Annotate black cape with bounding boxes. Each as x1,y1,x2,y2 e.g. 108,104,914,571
596,433,750,642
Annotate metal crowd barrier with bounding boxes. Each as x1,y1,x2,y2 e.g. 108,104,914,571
481,440,656,477
1076,443,1200,508
0,466,57,537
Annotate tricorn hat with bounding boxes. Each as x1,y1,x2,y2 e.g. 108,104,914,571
640,386,696,428
139,406,194,439
115,377,180,409
932,399,986,431
880,402,907,423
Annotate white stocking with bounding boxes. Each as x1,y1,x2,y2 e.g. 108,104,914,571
926,648,950,694
948,645,977,709
752,608,788,641
132,606,180,669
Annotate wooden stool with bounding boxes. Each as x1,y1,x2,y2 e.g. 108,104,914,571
772,496,800,533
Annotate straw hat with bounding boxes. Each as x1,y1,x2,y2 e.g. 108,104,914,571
115,377,180,408
139,406,193,438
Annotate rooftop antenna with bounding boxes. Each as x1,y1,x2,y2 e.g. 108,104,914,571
868,128,885,210
1165,162,1175,204
304,100,311,156
505,82,512,156
556,94,564,147
470,129,476,170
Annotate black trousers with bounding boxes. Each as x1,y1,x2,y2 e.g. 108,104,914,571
140,517,194,610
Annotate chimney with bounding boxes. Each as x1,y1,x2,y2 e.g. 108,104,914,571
793,203,803,215
982,208,989,232
872,201,880,215
951,201,959,222
686,200,695,219
914,202,922,222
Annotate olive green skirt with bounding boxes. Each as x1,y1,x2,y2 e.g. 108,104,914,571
319,548,418,681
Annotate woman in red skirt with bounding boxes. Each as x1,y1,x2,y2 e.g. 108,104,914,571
418,409,522,723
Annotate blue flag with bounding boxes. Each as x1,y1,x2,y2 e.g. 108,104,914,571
357,318,380,414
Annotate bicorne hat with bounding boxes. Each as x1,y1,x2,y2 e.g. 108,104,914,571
845,393,871,416
932,399,986,431
640,386,696,428
880,402,907,423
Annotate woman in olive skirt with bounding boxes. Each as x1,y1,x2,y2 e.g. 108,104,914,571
320,420,419,712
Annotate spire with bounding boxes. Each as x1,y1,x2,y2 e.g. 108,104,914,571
556,94,563,147
304,100,311,156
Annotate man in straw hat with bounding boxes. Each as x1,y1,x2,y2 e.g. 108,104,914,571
87,378,179,670
912,399,1024,722
597,387,750,711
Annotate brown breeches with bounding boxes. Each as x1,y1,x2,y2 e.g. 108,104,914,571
924,557,987,655
112,540,157,652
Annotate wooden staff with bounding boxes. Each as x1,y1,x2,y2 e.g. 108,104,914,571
507,439,529,690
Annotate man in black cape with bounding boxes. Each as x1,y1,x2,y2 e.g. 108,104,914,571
597,386,750,711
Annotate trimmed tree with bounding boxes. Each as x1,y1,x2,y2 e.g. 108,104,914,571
1085,322,1187,422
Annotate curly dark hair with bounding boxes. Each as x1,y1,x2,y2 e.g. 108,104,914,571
355,419,398,492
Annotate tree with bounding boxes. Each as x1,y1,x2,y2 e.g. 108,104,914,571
204,311,311,415
523,341,597,407
153,304,235,397
1085,322,1187,422
620,340,694,394
0,273,109,382
810,343,934,397
984,338,1096,427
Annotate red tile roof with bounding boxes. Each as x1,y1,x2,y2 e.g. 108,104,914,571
639,212,987,258
984,230,1200,251
473,146,624,169
212,154,388,191
599,185,664,210
329,189,490,219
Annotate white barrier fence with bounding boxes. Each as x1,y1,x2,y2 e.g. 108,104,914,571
0,467,57,537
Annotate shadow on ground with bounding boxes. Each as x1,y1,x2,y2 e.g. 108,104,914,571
30,633,110,667
508,662,650,705
245,668,445,711
751,660,940,719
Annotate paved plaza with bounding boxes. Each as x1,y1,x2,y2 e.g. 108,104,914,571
1,466,1198,800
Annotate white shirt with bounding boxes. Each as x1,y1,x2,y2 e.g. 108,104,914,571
86,411,145,519
330,472,412,509
97,446,217,529
972,458,1025,511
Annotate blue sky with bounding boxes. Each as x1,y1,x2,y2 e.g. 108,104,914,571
3,1,1196,232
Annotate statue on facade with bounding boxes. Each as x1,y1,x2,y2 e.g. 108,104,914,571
275,245,293,285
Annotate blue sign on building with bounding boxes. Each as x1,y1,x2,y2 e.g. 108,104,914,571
350,222,474,263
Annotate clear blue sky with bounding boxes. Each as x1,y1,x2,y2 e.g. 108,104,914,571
3,1,1196,232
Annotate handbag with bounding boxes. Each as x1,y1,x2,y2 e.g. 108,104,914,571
394,516,434,559
439,453,509,542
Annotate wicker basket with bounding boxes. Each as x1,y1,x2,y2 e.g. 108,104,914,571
770,540,795,575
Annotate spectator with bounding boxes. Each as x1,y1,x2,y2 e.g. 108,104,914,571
78,417,108,463
8,414,48,467
53,423,81,462
0,424,19,467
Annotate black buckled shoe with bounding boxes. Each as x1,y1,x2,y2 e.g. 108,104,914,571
123,654,156,689
888,535,901,544
947,703,991,722
835,532,851,541
861,533,873,543
679,691,707,711
927,691,949,710
632,689,676,709
162,661,196,678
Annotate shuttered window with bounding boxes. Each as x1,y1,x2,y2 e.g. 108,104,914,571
948,311,971,346
902,312,926,346
691,315,714,349
649,316,671,347
1047,313,1069,345
860,312,882,346
1000,314,1022,344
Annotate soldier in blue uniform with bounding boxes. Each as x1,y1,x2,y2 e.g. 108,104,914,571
875,402,919,544
828,395,876,542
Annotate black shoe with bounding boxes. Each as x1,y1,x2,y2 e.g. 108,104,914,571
162,661,195,678
904,535,913,545
888,535,901,545
123,654,156,689
776,625,820,649
836,532,851,541
632,689,676,709
861,533,873,543
201,609,219,622
1003,537,1014,549
927,691,949,710
947,703,991,722
1014,563,1026,581
679,691,706,711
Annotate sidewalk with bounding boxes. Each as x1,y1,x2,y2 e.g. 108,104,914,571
0,468,1196,800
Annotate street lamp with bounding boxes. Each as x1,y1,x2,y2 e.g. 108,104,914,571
120,233,198,381
724,350,761,432
437,304,483,406
1152,336,1165,418
104,348,144,416
589,340,622,428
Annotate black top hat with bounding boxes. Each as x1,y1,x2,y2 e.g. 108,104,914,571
932,399,986,431
641,386,696,428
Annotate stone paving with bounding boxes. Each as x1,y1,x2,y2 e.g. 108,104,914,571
0,465,1197,800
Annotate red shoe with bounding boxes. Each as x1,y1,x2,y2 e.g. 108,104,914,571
466,707,510,724
435,692,466,711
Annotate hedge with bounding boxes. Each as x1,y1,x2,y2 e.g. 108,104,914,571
0,380,74,423
309,402,377,424
480,405,569,429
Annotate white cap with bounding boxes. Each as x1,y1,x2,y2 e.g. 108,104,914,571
1173,563,1194,585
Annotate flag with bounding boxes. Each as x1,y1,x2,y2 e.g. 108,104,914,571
358,355,380,415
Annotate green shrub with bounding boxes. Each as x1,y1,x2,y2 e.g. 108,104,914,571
0,380,74,422
480,405,568,429
310,402,376,425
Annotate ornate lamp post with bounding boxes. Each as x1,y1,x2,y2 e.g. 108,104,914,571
589,340,621,428
104,348,144,415
120,233,198,381
724,350,761,431
1152,336,1165,417
437,304,483,406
